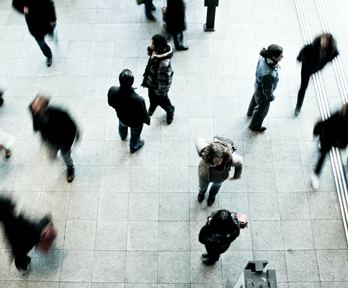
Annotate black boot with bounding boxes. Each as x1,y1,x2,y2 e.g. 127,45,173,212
203,257,217,265
166,106,175,124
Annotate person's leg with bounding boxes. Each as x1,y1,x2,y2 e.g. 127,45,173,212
148,89,159,115
129,124,144,151
15,253,31,274
203,250,220,264
198,173,209,196
296,68,311,110
208,181,223,199
144,0,156,20
173,32,184,48
249,92,270,130
315,147,330,176
157,92,175,124
34,37,52,58
247,92,257,116
61,148,75,170
118,120,129,140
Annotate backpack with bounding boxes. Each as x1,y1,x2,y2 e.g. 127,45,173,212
213,135,237,154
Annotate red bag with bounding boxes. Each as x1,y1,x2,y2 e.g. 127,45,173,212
38,224,57,254
237,213,248,229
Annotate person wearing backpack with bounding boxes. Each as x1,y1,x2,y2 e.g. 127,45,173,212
199,209,240,265
196,138,243,206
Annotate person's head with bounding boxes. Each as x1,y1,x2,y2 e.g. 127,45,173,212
204,142,231,166
341,103,348,122
119,69,134,88
209,209,235,234
313,33,336,50
152,34,168,53
31,95,51,117
260,44,284,62
0,197,15,221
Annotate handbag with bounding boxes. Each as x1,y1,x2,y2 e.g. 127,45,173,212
237,213,248,229
136,0,145,5
37,224,57,254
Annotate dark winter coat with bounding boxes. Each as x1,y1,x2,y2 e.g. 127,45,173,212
314,111,348,150
142,44,174,97
199,211,240,255
29,104,78,151
297,43,339,75
108,86,150,128
166,0,186,35
14,0,57,38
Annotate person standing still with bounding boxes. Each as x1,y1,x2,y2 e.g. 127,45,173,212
142,34,175,124
108,69,151,153
247,45,284,132
13,0,57,67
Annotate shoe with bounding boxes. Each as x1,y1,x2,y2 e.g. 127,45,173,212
202,252,209,258
167,106,175,124
207,197,215,206
46,56,53,67
151,3,156,10
130,139,145,153
198,193,204,203
294,106,301,117
249,126,267,132
311,173,320,189
5,149,12,158
203,257,216,265
176,45,189,51
67,168,75,183
17,256,31,275
146,13,156,21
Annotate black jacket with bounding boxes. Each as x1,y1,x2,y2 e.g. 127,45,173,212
199,212,240,254
166,0,186,35
297,43,339,75
108,86,150,128
30,105,78,150
13,0,57,38
314,111,348,150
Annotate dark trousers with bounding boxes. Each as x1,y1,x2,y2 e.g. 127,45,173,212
35,37,52,58
168,31,184,49
247,91,270,129
148,89,175,114
144,0,153,15
315,145,330,175
296,68,311,108
119,120,143,150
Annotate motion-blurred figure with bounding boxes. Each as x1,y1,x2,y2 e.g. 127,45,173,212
312,103,348,189
12,0,57,67
142,34,175,124
0,90,4,106
0,129,15,158
295,33,339,116
29,95,79,183
165,0,188,51
0,197,55,275
108,69,151,153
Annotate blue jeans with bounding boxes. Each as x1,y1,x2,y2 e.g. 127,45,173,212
198,173,223,199
118,121,143,150
35,38,52,57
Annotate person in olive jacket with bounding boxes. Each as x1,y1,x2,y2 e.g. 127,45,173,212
295,33,339,117
311,103,348,189
108,69,151,153
196,138,243,206
199,209,240,265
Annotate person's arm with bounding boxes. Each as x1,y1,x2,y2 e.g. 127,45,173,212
261,74,276,102
155,60,173,96
142,100,151,125
45,0,57,23
147,45,154,56
107,88,114,108
198,226,214,245
196,138,209,157
229,154,244,180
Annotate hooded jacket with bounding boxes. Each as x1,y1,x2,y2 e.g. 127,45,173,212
142,44,174,96
108,86,150,128
196,138,243,183
254,57,279,102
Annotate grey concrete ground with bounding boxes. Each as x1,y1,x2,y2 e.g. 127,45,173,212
0,0,348,286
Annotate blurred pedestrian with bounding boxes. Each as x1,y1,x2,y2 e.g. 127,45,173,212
108,69,151,153
0,90,4,106
295,33,339,116
0,196,55,275
13,0,57,67
142,34,175,124
247,44,283,132
196,138,243,206
29,95,79,183
199,209,240,265
165,0,188,51
0,129,15,158
312,103,348,189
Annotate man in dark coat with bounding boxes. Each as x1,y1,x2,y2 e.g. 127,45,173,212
13,0,57,67
108,69,151,153
295,33,339,116
29,95,78,182
142,34,175,124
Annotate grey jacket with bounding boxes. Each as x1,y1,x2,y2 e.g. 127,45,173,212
254,57,279,102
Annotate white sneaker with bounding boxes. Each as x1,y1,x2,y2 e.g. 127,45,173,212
311,174,320,189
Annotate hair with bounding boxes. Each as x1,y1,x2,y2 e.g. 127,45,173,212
204,142,231,165
260,44,284,59
313,33,336,50
119,69,134,88
341,103,348,122
152,34,168,52
209,209,235,234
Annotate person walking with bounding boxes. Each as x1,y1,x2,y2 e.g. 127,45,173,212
165,0,188,51
0,90,4,106
13,0,57,67
199,209,240,265
142,34,175,124
247,45,284,132
0,129,15,158
311,103,348,189
196,138,243,206
29,95,79,183
0,196,55,275
108,69,151,153
294,33,339,116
